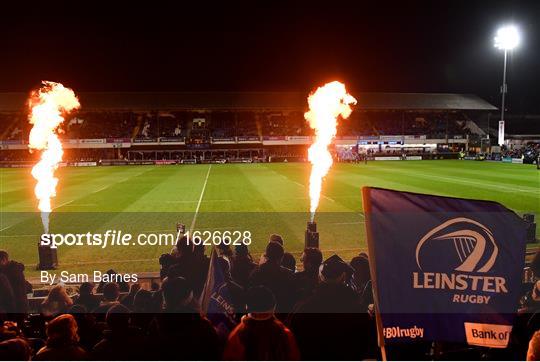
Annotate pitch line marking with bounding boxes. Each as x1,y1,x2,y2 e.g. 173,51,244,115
189,164,212,232
289,179,335,202
165,199,231,203
53,199,75,210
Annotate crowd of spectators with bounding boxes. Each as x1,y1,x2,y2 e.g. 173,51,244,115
501,143,540,161
0,237,377,360
0,109,522,143
2,234,540,360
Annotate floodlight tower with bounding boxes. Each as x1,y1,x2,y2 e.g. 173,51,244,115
494,25,520,146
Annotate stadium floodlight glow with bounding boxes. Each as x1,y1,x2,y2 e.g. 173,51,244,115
493,25,520,146
494,25,520,51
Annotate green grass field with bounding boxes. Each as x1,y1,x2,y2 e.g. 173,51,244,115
1,160,538,277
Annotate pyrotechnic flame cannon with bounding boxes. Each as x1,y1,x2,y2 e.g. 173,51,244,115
28,81,80,270
305,221,319,248
38,227,58,270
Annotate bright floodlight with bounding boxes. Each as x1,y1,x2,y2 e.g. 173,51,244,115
494,25,520,50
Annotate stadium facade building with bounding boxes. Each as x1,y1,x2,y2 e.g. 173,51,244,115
0,91,515,165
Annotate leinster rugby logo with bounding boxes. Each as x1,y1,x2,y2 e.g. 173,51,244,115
416,217,498,273
413,218,506,304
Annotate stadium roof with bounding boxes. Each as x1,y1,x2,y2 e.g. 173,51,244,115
0,92,497,112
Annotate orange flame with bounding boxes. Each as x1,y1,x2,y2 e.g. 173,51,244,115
305,81,356,221
28,81,80,232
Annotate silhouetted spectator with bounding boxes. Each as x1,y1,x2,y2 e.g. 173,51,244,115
72,282,99,312
96,270,128,293
530,251,540,279
150,277,220,360
0,250,28,314
131,289,155,330
231,244,257,288
67,305,101,353
282,253,296,272
92,304,147,360
0,338,32,360
41,285,73,318
93,283,120,321
34,314,88,360
350,254,373,309
121,283,140,309
216,257,245,317
292,247,322,301
290,254,377,360
528,330,540,361
268,234,296,276
249,242,294,313
223,286,300,360
269,234,284,245
165,236,208,297
0,273,14,315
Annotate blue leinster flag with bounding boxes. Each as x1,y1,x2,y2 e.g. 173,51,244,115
363,187,527,348
200,249,238,335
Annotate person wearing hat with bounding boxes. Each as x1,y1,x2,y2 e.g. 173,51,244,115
289,254,377,360
223,286,300,360
249,242,295,313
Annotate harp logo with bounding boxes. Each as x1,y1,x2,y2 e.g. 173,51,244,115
412,218,506,303
416,218,498,273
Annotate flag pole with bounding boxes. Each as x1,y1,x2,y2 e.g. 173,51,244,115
362,187,387,361
199,246,217,315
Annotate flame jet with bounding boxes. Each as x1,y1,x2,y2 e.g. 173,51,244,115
28,81,80,233
305,81,356,221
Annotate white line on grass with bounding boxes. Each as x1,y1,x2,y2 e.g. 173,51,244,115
165,199,231,203
52,199,75,210
189,165,212,232
289,179,335,202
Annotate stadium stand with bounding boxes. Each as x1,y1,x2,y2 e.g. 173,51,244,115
5,91,531,165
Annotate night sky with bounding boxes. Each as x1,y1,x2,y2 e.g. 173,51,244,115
1,1,539,112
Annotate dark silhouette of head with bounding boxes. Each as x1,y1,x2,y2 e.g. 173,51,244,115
265,242,284,264
106,304,131,331
350,254,371,287
269,234,284,245
68,304,87,315
0,338,32,360
79,282,94,296
234,244,249,257
46,314,80,345
245,286,276,314
0,250,8,267
133,289,153,312
161,276,192,310
320,254,354,283
281,253,296,272
103,283,120,302
302,247,323,272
